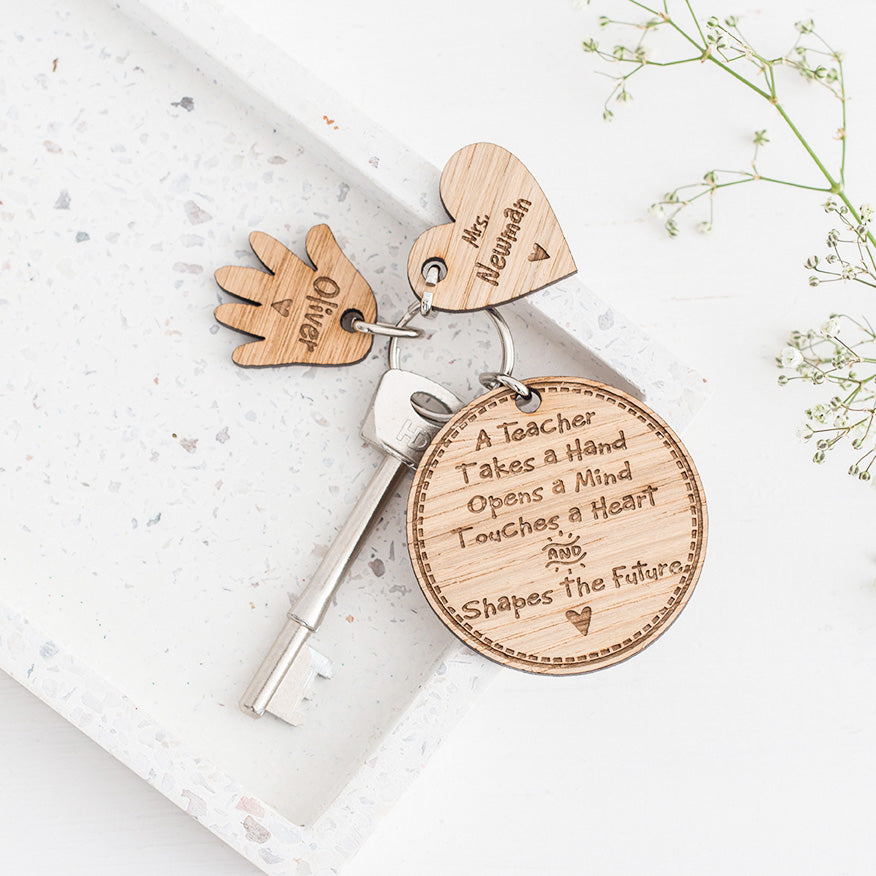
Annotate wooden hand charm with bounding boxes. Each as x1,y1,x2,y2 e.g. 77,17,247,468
215,225,377,367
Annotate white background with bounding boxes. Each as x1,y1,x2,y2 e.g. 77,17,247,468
3,0,876,873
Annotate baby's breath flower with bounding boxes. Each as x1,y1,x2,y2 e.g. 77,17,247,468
797,424,814,441
820,317,840,336
665,218,679,237
780,346,804,368
697,221,712,234
779,316,876,481
649,203,664,218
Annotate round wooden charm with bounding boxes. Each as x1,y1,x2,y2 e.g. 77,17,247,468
407,377,707,675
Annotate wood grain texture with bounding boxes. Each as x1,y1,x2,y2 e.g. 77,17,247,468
407,143,577,311
215,224,376,366
407,377,707,675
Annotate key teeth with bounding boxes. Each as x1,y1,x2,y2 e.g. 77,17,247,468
265,645,333,726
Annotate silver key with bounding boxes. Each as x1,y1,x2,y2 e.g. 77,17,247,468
240,369,462,718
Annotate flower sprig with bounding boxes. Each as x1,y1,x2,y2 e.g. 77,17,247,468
581,1,876,482
582,2,873,249
806,201,876,290
778,315,876,479
649,129,771,238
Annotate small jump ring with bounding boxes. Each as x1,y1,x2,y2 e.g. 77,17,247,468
350,318,423,339
419,262,442,316
387,302,515,374
479,372,532,398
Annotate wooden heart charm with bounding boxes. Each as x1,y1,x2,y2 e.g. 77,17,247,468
407,143,577,311
214,224,376,367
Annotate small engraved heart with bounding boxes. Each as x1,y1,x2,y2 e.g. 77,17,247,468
270,298,294,318
566,606,592,636
407,143,577,311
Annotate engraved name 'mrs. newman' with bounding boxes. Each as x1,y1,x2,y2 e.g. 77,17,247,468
465,198,532,287
294,276,340,353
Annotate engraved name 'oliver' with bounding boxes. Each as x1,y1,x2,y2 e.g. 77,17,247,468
296,276,341,353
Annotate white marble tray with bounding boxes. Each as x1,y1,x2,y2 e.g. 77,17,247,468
0,0,707,872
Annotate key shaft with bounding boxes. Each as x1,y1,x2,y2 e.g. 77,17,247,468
240,369,462,720
240,454,405,717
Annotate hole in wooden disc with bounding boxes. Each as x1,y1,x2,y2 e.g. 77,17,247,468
516,388,542,413
340,308,364,332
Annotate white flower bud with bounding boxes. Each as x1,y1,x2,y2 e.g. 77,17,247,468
780,347,804,368
820,317,840,337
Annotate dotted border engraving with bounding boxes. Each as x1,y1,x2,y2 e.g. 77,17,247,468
407,377,708,675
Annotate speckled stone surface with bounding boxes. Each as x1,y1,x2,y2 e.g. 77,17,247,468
0,0,706,872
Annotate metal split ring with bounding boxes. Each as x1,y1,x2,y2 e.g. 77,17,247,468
419,261,446,316
388,302,517,424
349,317,423,339
479,371,532,399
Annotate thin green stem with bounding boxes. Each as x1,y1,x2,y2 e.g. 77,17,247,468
757,176,832,193
683,0,706,44
771,102,875,246
625,0,661,16
662,17,771,99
